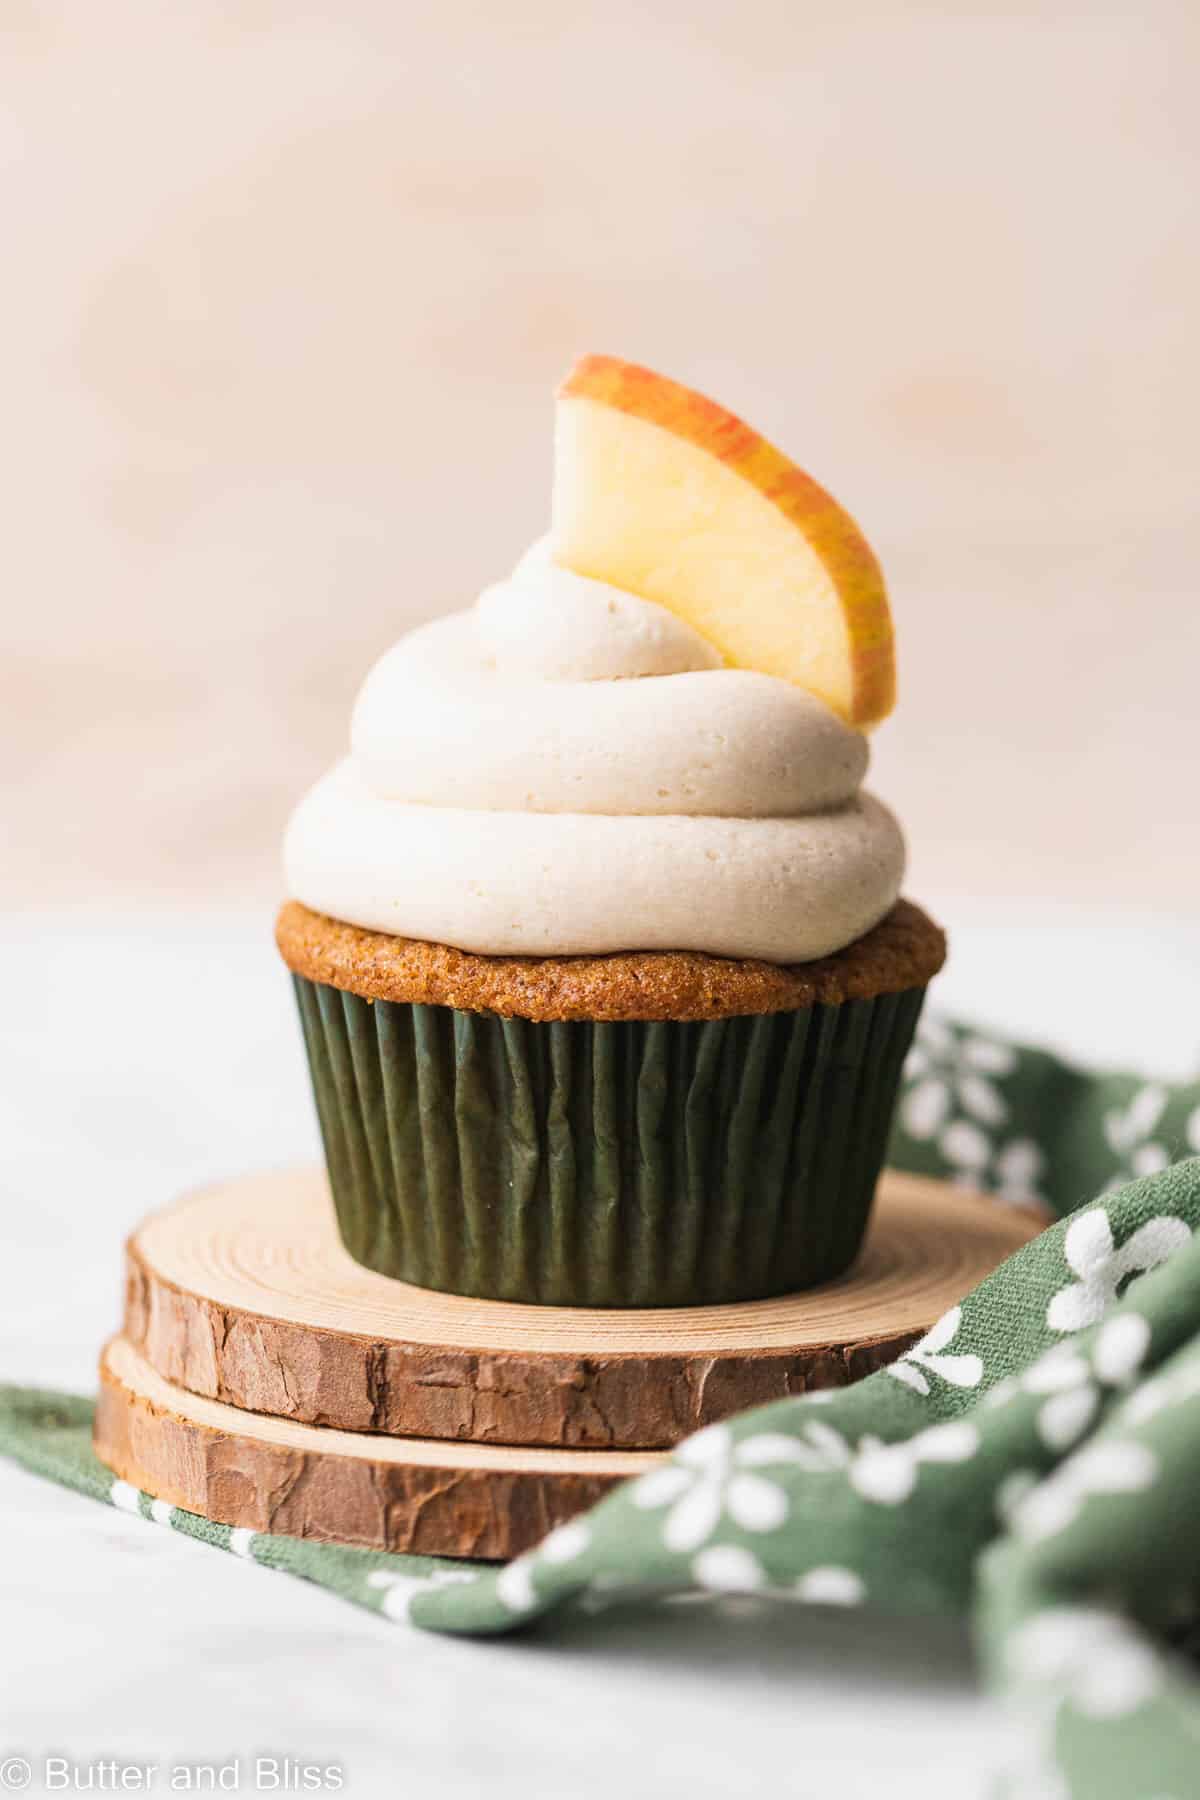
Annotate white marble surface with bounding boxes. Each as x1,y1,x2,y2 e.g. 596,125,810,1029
2,905,1198,1798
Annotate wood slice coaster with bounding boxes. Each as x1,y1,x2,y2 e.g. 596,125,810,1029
122,1166,1041,1450
95,1336,659,1561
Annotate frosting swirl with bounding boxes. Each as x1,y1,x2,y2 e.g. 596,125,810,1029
284,550,905,962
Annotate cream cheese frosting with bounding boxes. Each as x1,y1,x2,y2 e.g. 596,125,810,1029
284,550,905,962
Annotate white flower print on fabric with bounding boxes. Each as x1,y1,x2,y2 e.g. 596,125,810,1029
850,1422,980,1504
688,1552,866,1603
538,1519,592,1566
495,1555,539,1614
1008,1441,1158,1542
1007,1607,1164,1718
108,1477,252,1552
900,1017,1048,1206
1091,1312,1153,1384
786,1418,980,1505
1046,1209,1191,1332
631,1423,806,1552
1103,1085,1171,1181
783,1419,855,1474
1026,1314,1152,1450
904,1016,1014,1132
577,1571,673,1617
635,1415,979,1551
981,1317,1153,1465
366,1567,477,1622
692,1545,766,1593
1019,1347,1089,1397
1123,1357,1200,1426
885,1305,984,1396
407,1523,589,1626
1016,1315,1149,1404
794,1566,866,1606
1035,1386,1099,1451
988,1138,1051,1208
995,1469,1039,1528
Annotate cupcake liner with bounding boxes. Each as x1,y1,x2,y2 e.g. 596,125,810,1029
293,976,927,1307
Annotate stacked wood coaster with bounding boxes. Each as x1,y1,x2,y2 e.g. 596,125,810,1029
94,1167,1039,1559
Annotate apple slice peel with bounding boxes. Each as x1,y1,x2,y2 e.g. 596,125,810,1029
550,354,895,729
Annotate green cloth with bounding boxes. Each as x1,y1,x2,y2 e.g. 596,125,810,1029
4,1013,1200,1799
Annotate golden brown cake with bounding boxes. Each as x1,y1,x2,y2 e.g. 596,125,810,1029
276,897,945,1024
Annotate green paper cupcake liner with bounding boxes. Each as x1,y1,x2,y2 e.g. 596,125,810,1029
292,976,928,1308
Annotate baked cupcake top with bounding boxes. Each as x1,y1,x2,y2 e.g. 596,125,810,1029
276,897,945,1022
285,357,904,966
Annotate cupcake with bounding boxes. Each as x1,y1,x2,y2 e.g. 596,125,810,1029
277,355,945,1307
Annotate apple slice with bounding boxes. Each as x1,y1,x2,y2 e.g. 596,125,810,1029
550,354,895,727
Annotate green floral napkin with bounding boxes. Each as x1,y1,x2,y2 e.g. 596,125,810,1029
4,1013,1200,1800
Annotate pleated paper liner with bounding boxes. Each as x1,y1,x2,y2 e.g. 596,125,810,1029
292,976,927,1308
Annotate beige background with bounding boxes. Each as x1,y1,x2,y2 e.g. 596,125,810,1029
4,1,1198,914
